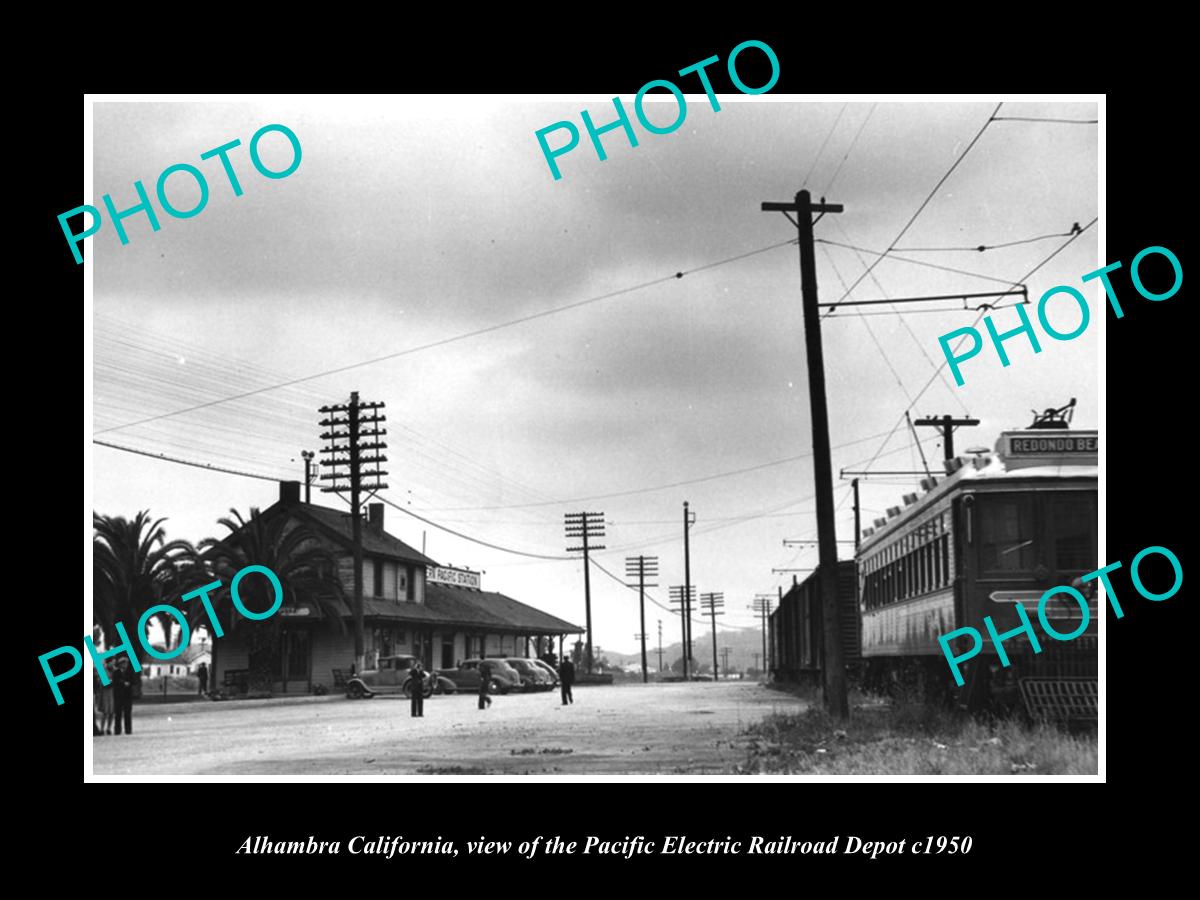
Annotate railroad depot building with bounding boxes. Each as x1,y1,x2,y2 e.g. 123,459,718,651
211,481,583,694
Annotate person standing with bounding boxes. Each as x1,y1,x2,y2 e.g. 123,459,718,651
477,662,493,710
112,657,140,736
559,656,575,706
405,662,427,718
100,661,116,734
197,662,209,696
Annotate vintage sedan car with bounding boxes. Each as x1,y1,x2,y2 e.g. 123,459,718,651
531,658,561,685
344,655,456,700
436,658,522,694
506,658,556,691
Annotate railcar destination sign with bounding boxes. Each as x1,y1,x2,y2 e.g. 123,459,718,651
1007,433,1098,454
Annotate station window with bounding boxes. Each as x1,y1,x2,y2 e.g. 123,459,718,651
373,559,384,597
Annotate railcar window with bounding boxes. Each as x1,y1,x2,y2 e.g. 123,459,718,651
941,534,950,583
1052,498,1095,570
980,498,1035,573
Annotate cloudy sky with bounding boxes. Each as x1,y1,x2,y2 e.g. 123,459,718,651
89,96,1098,657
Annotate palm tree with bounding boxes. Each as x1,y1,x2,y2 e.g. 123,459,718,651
93,511,198,651
201,508,346,689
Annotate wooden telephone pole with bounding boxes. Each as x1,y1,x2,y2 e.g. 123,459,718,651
761,189,849,720
625,555,659,683
319,392,388,674
565,512,605,673
700,592,724,679
914,414,981,461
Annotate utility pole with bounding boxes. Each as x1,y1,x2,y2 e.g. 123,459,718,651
753,652,761,674
761,188,849,720
852,477,861,551
914,414,981,462
319,392,388,674
300,449,315,503
625,555,659,684
683,501,696,670
700,592,724,679
750,594,774,683
720,646,731,678
657,619,664,675
668,585,695,679
565,512,606,673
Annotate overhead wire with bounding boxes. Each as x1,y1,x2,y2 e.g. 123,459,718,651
93,236,802,436
801,103,847,188
894,223,1084,253
822,102,877,195
855,216,1099,476
824,101,1004,315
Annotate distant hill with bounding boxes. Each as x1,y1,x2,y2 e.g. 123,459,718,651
604,625,768,674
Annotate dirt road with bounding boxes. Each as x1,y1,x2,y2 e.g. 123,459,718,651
93,681,807,776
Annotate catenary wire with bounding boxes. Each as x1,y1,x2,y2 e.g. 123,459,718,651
824,102,1004,314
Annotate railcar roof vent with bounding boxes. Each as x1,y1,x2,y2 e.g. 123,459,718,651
873,517,887,528
920,476,938,491
863,527,875,538
945,457,966,475
886,506,902,518
903,492,919,505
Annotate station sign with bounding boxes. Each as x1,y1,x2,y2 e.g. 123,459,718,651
1004,431,1098,455
426,566,481,590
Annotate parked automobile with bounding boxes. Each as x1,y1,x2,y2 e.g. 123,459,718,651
344,655,456,700
436,658,522,694
531,658,561,685
506,658,555,691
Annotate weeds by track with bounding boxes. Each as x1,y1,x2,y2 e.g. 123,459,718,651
736,687,1097,775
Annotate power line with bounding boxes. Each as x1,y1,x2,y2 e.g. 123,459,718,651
825,102,1004,314
894,223,1083,253
94,436,575,561
93,439,283,482
823,102,876,195
855,216,1098,476
990,116,1097,124
421,428,895,511
823,219,972,413
816,237,1037,286
94,237,801,436
802,102,847,188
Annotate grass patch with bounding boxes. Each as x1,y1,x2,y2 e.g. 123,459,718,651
739,693,1096,775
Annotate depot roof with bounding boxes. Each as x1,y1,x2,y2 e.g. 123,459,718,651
282,585,583,634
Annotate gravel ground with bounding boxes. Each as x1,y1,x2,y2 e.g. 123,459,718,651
92,681,807,775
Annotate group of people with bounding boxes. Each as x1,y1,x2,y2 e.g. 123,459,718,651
400,656,577,718
92,657,140,736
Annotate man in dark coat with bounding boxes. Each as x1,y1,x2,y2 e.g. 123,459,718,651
558,656,575,706
405,662,427,718
477,662,493,710
112,657,140,735
197,662,209,696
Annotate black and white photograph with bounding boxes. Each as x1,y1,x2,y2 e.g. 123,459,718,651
82,92,1104,779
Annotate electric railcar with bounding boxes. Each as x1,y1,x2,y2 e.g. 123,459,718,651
772,406,1098,719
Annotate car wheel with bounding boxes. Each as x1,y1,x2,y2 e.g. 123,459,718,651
441,683,455,695
402,683,413,699
347,683,365,700
422,682,435,698
491,678,504,694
